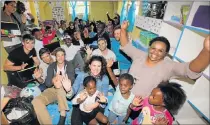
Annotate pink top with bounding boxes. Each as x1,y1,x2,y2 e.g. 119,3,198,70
132,98,173,125
42,29,56,45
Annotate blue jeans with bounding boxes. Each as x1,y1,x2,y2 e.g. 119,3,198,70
108,110,125,124
38,84,47,92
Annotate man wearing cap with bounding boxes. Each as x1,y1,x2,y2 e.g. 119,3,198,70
61,33,85,71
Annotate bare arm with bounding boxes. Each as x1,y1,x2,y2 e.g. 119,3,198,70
123,106,132,123
32,56,40,66
189,36,210,73
107,67,118,86
4,59,21,71
120,21,129,47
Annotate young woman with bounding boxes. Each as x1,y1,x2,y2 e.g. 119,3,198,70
67,55,109,125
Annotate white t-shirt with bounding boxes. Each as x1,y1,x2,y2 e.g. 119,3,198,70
92,49,116,61
61,40,84,61
34,39,44,60
72,90,100,113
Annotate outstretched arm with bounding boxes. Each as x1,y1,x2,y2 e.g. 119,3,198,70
120,21,129,47
189,36,210,73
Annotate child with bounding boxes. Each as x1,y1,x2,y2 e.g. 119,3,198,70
130,82,186,125
108,73,135,124
72,76,109,125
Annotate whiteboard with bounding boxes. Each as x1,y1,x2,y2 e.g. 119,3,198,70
175,28,205,62
174,27,209,77
158,22,182,56
188,76,210,121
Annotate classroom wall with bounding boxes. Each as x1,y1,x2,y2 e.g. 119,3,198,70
38,1,70,23
89,1,117,22
1,43,9,85
0,1,140,85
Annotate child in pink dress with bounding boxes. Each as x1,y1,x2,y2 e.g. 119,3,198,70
130,82,186,125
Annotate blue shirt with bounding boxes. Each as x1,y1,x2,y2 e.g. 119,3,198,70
72,72,109,97
111,38,141,70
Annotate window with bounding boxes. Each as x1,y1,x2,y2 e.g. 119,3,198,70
68,1,89,15
127,1,140,16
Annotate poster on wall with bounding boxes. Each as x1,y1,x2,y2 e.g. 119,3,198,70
52,2,65,23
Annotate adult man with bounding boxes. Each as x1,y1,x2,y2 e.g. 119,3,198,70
33,48,54,91
3,34,40,88
89,38,116,61
32,47,75,125
31,28,44,60
84,22,111,49
61,33,85,71
111,25,141,74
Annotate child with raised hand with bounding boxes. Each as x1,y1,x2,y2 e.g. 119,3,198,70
108,73,135,124
72,76,109,125
130,82,186,125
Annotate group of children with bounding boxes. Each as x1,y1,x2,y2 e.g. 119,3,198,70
73,73,186,125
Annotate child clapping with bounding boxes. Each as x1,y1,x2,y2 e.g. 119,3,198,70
72,76,109,125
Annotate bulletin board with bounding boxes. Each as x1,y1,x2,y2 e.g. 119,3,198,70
52,6,65,23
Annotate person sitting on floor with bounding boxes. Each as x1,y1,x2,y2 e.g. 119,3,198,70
72,76,109,125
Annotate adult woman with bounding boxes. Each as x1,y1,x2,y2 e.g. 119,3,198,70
120,21,210,120
67,55,109,125
1,1,22,53
120,21,209,96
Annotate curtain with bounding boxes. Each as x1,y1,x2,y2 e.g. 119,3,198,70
120,0,127,24
127,0,136,32
70,1,77,21
83,0,88,21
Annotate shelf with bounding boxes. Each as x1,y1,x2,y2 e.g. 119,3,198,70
185,25,210,37
163,20,183,30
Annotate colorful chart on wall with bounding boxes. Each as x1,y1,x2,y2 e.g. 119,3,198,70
52,6,65,23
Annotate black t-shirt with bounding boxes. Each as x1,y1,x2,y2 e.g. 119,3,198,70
6,46,37,88
8,46,37,68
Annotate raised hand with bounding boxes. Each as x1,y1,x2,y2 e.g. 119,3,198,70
97,93,107,103
132,96,143,107
83,28,89,38
79,90,88,101
84,45,93,56
204,36,210,52
52,74,63,89
21,14,27,24
33,68,43,79
76,31,82,40
106,59,114,68
62,74,72,92
121,21,129,30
